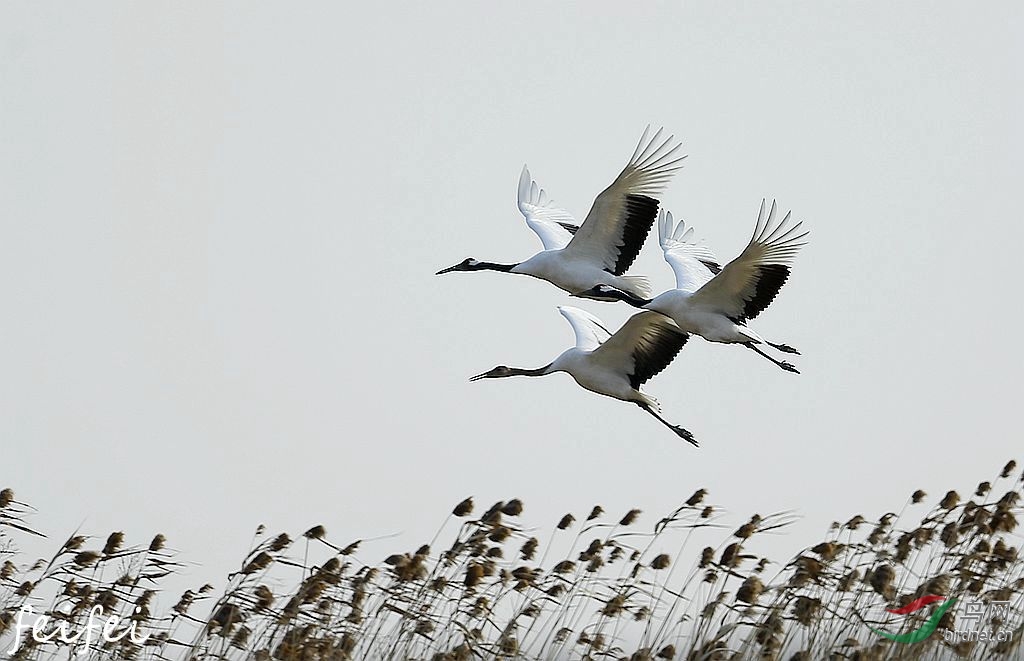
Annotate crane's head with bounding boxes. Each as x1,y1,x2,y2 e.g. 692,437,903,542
436,258,480,275
469,365,514,381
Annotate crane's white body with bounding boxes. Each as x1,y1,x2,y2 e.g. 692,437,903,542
548,306,649,404
512,251,648,299
548,348,652,406
642,289,763,344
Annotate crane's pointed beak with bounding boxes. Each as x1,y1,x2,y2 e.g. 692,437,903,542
468,370,490,382
436,265,458,275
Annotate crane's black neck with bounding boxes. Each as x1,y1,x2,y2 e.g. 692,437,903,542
509,364,552,377
620,292,652,308
471,261,517,272
581,285,651,307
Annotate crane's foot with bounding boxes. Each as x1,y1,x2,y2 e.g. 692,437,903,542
673,426,699,447
746,342,800,374
769,342,800,355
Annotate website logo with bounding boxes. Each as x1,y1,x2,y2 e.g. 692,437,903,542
863,594,956,644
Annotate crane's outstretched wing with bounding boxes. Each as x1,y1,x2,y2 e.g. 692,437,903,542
592,311,689,389
562,127,686,275
517,165,580,251
557,305,612,351
689,200,808,323
658,209,720,293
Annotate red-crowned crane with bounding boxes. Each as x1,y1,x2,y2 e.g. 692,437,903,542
577,201,808,373
469,305,698,446
436,127,685,301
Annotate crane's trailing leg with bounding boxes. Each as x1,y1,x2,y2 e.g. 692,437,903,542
767,341,800,355
637,402,699,447
745,343,799,374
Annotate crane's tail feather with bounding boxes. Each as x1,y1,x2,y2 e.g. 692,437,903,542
615,275,652,299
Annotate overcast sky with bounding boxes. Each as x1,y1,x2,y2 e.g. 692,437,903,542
2,2,1022,600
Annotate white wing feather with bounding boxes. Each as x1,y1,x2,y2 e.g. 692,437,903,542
557,305,612,351
562,127,686,274
658,209,719,293
517,165,579,251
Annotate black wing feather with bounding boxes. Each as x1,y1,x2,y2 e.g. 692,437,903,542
700,259,722,275
557,221,580,235
628,322,689,389
609,194,659,275
729,264,791,324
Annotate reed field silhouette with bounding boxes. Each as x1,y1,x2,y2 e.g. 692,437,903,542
1,459,1022,660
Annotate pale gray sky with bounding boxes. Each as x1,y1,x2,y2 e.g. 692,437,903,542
2,2,1022,598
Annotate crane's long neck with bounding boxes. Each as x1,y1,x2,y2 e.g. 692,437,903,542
601,286,651,308
507,364,553,377
620,292,652,308
471,362,555,382
574,285,652,307
474,261,518,272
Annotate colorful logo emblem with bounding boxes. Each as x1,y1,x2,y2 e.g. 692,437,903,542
863,594,956,643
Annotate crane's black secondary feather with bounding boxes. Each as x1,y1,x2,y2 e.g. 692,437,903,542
700,259,723,275
731,264,790,323
628,322,689,389
610,194,659,275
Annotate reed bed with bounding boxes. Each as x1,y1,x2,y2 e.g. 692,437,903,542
1,459,1022,660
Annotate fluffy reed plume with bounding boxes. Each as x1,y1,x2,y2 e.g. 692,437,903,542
452,497,474,517
1,459,1023,659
